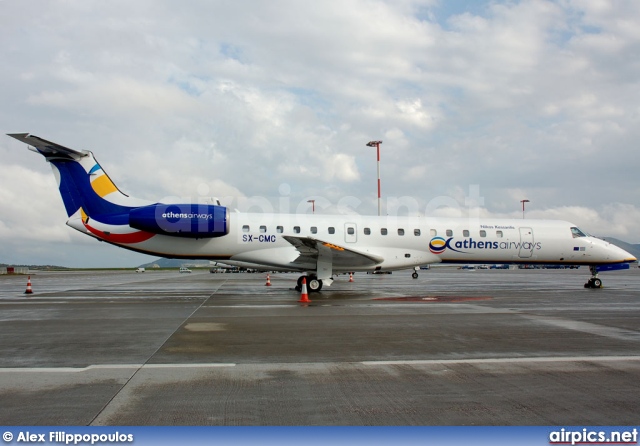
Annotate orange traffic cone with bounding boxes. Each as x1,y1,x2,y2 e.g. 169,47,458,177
24,276,33,295
265,273,272,286
298,277,311,303
349,272,354,282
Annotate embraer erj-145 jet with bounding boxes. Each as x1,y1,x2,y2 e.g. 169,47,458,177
9,133,636,291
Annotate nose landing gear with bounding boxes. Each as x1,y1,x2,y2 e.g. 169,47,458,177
584,266,603,289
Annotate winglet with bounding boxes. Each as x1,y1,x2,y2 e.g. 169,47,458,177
8,133,90,159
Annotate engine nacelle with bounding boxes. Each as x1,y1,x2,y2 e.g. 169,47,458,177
129,204,229,238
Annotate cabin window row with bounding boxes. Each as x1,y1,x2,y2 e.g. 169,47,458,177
364,228,503,238
242,225,335,234
241,225,505,238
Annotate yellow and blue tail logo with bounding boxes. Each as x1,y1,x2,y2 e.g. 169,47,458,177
52,157,129,220
9,133,229,245
51,155,158,244
8,133,156,244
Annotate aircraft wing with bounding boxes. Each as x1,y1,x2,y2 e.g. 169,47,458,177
8,133,89,159
282,235,384,268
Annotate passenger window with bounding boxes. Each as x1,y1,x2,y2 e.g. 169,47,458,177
480,230,486,237
364,228,371,235
260,225,267,233
463,230,469,237
294,226,300,234
381,228,388,235
430,229,437,236
446,229,453,237
328,227,335,234
398,228,405,236
414,229,421,236
242,225,250,233
496,230,503,238
311,226,317,234
277,226,283,234
347,227,355,235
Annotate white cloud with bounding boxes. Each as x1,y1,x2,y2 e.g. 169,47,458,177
0,163,71,243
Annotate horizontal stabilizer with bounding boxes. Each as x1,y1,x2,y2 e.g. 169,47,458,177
8,133,89,159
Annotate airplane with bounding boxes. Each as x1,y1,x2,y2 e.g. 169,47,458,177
8,133,637,291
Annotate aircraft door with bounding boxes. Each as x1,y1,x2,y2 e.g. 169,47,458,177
345,223,357,243
518,227,534,258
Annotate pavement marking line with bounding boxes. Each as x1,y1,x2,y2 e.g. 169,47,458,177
88,278,231,426
5,357,638,372
0,363,236,373
0,366,139,373
142,363,236,368
521,314,640,342
202,305,299,308
362,356,640,366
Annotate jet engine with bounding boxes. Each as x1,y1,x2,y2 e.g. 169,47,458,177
129,204,229,238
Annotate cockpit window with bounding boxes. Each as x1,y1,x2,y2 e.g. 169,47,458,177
571,227,587,238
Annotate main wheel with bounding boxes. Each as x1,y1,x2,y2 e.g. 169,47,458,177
308,277,323,292
593,278,602,288
411,272,419,279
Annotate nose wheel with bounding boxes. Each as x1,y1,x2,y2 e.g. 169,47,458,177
585,278,602,288
584,266,603,288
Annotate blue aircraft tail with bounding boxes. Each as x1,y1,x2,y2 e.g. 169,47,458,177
9,133,229,240
8,133,139,224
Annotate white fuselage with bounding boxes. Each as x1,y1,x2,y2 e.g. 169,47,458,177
68,212,635,273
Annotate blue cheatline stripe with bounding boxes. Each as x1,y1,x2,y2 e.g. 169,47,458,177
51,159,132,224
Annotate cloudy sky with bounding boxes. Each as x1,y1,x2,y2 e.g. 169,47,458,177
1,0,639,267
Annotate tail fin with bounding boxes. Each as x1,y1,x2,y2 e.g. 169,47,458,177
10,133,228,247
8,133,146,223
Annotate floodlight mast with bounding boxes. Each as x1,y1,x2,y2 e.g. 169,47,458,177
366,140,383,216
521,199,530,219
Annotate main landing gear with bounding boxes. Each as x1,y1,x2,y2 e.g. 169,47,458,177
296,275,323,293
584,266,603,289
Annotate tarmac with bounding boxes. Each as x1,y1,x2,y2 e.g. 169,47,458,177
0,267,639,425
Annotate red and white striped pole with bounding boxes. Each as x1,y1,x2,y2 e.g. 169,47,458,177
367,141,383,216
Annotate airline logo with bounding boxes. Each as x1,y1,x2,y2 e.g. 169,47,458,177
162,211,213,221
429,236,541,255
428,237,448,254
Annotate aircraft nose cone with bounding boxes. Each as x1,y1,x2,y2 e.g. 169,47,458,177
601,240,636,263
617,247,636,263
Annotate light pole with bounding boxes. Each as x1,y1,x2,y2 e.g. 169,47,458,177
366,140,383,216
520,199,530,219
307,199,315,214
